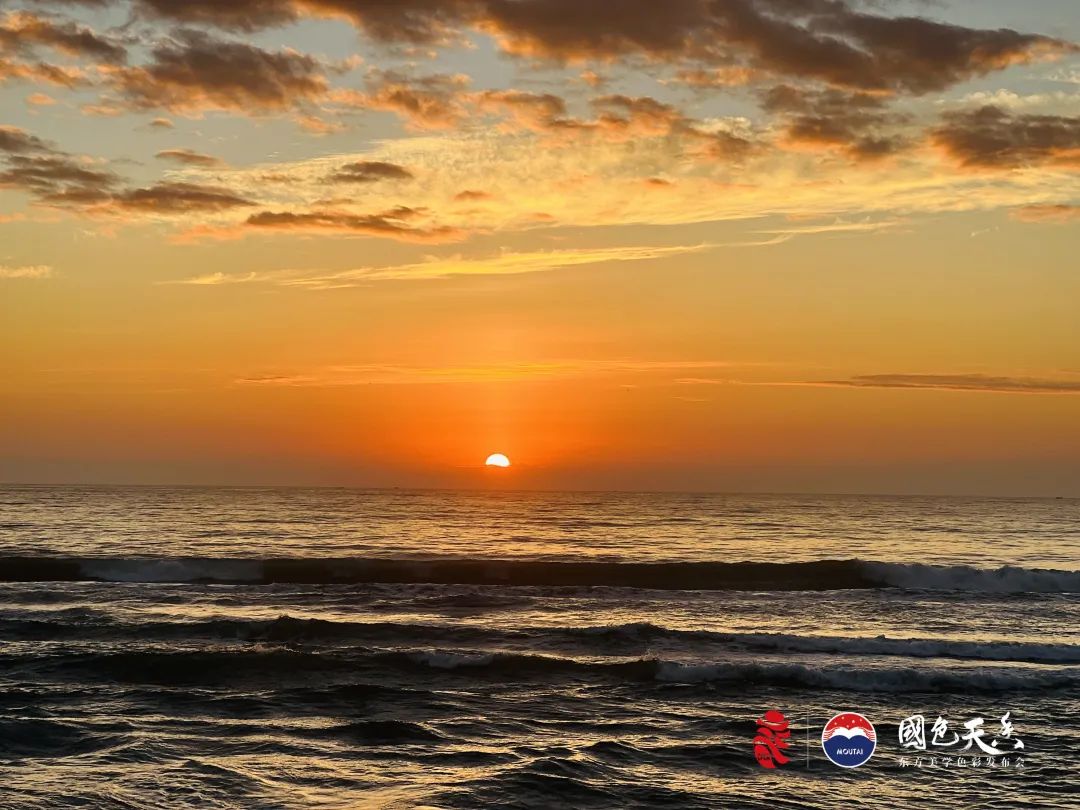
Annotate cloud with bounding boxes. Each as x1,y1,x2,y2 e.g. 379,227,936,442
672,66,759,88
473,88,567,130
131,0,299,32
329,160,414,182
106,29,328,114
112,181,254,213
24,1,1072,97
148,117,174,129
813,374,1080,394
0,125,51,153
0,263,51,279
293,113,344,134
956,89,1080,114
0,130,254,215
453,189,492,201
26,92,57,105
475,0,1072,94
0,10,126,63
244,206,466,242
753,218,902,239
0,57,88,87
155,148,225,167
472,90,757,158
1011,204,1080,223
762,85,910,161
2,154,116,196
0,136,121,203
336,70,470,129
171,243,712,286
232,358,745,387
931,106,1080,169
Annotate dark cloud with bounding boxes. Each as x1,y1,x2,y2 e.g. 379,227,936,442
133,0,299,32
475,0,1071,94
303,0,476,43
155,148,225,167
0,10,126,63
246,207,466,241
763,84,910,160
0,128,120,202
472,90,755,157
810,8,1070,94
593,94,756,158
818,374,1080,394
330,160,414,182
109,29,328,113
114,181,254,212
0,152,119,199
0,125,253,215
931,106,1080,169
31,1,1068,95
0,125,51,153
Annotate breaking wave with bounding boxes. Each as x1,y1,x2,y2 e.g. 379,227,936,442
9,644,1076,694
0,556,1077,592
2,616,1077,664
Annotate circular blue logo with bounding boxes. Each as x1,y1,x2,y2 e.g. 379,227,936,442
821,712,876,768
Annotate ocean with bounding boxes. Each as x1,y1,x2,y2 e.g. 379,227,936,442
1,487,1078,808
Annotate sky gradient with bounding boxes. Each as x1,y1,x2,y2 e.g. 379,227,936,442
2,0,1079,494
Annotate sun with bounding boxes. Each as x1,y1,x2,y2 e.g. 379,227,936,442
485,453,511,468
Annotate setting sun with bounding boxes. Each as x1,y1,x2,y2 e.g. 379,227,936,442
485,453,511,468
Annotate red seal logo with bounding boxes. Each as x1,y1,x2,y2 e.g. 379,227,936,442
754,710,792,769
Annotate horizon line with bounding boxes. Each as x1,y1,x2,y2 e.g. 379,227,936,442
0,480,1074,501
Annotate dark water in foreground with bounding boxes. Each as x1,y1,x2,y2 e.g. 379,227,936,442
1,487,1078,808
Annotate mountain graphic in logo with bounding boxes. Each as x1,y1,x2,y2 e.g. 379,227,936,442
822,712,876,768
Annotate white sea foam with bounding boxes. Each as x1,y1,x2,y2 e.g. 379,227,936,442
862,561,1080,593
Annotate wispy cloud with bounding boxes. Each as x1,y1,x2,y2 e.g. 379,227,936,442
235,359,747,387
1011,204,1080,223
677,373,1080,394
0,264,51,279
810,374,1080,395
742,218,904,245
156,148,225,168
170,244,714,287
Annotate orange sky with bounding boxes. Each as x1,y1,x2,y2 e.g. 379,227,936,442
2,0,1079,494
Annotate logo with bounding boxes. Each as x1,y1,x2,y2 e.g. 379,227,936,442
754,710,792,769
822,712,876,768
896,711,1025,769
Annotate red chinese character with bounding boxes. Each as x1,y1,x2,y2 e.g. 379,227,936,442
754,710,792,769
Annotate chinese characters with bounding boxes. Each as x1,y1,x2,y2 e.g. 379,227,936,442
898,711,1025,769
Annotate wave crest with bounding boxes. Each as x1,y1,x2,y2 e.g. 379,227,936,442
0,556,1076,593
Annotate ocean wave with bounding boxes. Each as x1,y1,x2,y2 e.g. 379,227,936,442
651,660,1080,692
301,719,446,744
0,718,128,760
390,650,1080,693
863,561,1080,593
1,556,1077,592
3,615,1078,664
568,623,1080,664
8,644,1077,693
